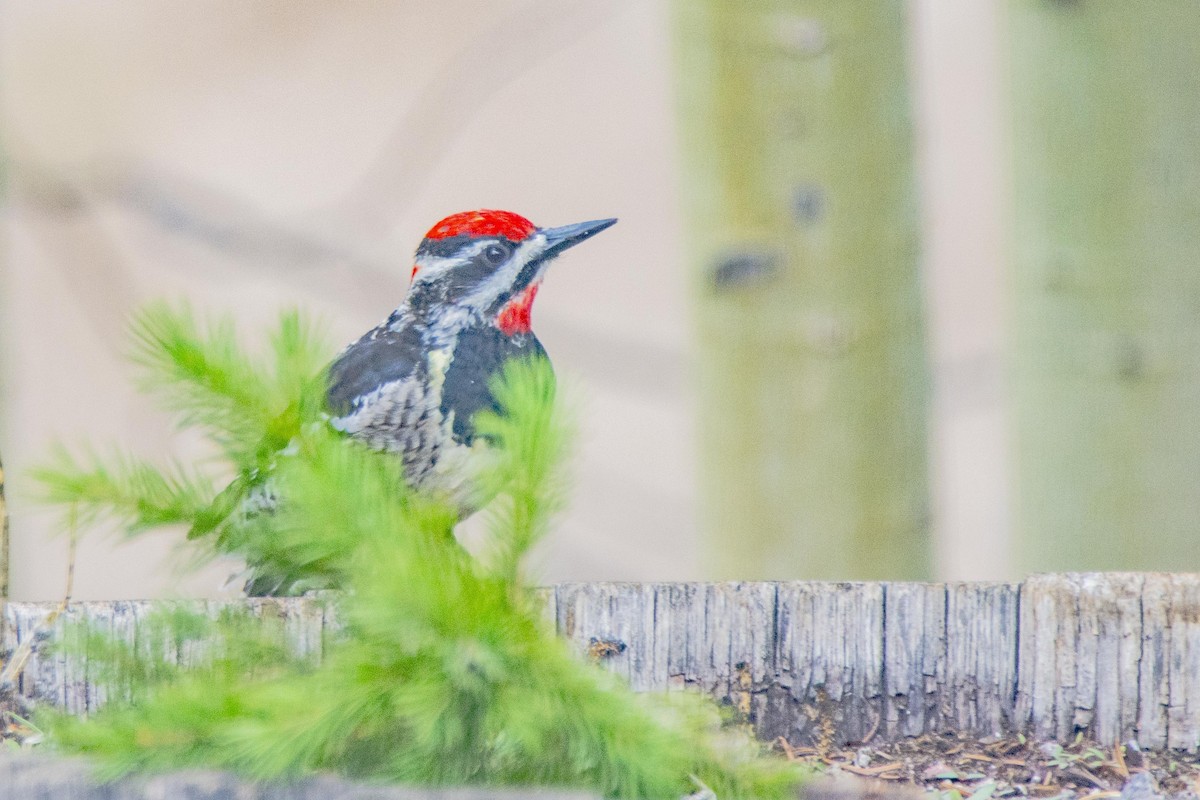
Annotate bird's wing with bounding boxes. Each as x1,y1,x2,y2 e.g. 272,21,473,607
325,327,449,487
326,326,424,419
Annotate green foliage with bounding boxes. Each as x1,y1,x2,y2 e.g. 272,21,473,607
34,301,332,587
31,448,216,531
33,302,800,798
475,359,570,586
127,302,328,467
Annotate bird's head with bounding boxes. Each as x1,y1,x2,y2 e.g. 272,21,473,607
405,209,616,335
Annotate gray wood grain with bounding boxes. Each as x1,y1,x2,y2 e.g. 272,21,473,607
0,753,913,800
881,582,944,738
0,751,599,800
947,581,1019,737
5,574,1200,751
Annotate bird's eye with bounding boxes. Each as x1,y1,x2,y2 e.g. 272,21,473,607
482,243,510,266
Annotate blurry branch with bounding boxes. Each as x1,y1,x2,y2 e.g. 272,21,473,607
10,0,625,265
5,159,141,344
6,0,627,356
8,160,392,281
119,171,363,269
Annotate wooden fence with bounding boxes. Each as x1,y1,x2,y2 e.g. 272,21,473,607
4,573,1199,751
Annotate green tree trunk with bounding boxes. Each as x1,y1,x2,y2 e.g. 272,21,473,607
1008,3,1200,573
0,126,7,601
673,1,930,580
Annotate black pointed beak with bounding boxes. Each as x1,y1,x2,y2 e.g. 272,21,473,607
495,217,617,314
539,217,618,256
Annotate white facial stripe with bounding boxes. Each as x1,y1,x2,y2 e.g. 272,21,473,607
407,234,550,327
462,233,548,311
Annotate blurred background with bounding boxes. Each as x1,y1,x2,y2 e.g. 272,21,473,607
1,1,1196,600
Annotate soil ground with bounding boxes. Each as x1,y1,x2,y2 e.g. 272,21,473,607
778,732,1200,799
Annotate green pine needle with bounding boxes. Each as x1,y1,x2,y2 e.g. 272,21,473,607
476,357,572,587
128,301,270,465
30,446,216,531
32,301,801,798
127,301,328,468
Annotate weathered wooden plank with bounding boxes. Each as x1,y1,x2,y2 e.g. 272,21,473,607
1016,573,1151,745
555,582,661,690
1166,574,1200,752
1015,574,1069,740
8,575,1200,750
1140,573,1172,750
658,582,695,693
772,582,884,747
881,583,945,739
711,582,778,727
1086,573,1143,745
946,581,1019,737
554,582,778,712
2,598,332,713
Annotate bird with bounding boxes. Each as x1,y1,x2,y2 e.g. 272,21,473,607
237,209,615,595
324,209,617,514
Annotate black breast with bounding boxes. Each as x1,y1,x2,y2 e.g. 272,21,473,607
441,326,548,441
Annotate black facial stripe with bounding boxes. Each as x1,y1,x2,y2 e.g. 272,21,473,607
487,253,548,314
415,234,472,260
443,253,498,301
414,236,522,306
415,234,520,261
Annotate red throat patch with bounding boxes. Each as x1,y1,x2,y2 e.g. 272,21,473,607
496,283,539,336
425,209,536,241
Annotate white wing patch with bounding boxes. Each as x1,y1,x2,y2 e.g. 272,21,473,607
328,345,495,513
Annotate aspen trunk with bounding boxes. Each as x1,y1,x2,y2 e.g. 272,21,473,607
673,2,930,579
1,120,7,602
1007,3,1200,572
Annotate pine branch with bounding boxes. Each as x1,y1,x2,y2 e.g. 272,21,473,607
49,404,796,795
34,302,800,798
128,302,326,467
266,308,330,412
32,304,333,548
475,357,572,587
30,446,216,531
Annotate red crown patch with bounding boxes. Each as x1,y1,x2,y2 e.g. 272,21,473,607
424,209,536,241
